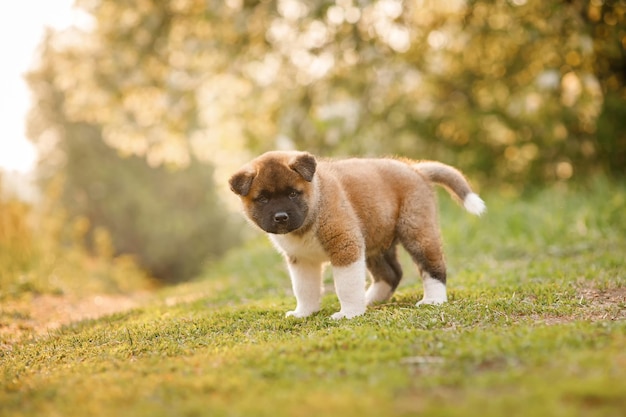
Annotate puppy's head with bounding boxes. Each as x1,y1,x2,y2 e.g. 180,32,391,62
229,151,317,234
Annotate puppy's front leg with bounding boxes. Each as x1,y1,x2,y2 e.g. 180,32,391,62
285,260,323,318
331,257,367,320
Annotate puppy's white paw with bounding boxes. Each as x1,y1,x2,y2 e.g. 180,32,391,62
285,309,316,318
418,275,447,307
330,308,365,320
416,297,447,306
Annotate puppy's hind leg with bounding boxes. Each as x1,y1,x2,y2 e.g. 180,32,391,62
417,271,447,306
365,245,403,305
399,225,448,306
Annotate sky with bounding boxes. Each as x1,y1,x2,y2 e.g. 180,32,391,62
0,0,76,173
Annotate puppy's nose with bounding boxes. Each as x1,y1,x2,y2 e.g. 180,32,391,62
273,212,289,223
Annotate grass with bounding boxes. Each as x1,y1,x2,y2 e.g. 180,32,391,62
1,179,625,417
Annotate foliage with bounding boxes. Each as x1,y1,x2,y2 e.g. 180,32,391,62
0,174,151,299
572,0,626,175
0,183,35,288
1,180,625,416
26,33,242,283
60,131,241,282
28,0,626,188
23,0,625,287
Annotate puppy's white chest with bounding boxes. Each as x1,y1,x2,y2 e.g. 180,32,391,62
269,231,329,264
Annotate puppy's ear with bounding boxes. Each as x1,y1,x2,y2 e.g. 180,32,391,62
229,168,256,196
289,152,317,182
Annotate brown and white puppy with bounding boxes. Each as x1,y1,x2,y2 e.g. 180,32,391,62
229,151,485,319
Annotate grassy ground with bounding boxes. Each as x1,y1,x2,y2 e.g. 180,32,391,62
1,179,625,417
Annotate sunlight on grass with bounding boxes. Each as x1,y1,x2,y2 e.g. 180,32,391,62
1,180,625,416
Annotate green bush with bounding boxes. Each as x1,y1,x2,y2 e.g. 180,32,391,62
0,187,36,292
0,174,151,299
57,128,241,282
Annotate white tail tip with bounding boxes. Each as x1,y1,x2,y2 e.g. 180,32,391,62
464,193,486,216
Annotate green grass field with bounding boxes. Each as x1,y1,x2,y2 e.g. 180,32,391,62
2,180,625,417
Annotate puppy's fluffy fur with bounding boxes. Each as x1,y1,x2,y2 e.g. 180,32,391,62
229,151,485,319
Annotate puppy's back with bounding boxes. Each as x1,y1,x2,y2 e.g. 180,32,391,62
322,157,419,182
317,158,433,248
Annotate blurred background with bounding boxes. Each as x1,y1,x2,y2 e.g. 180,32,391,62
1,0,624,295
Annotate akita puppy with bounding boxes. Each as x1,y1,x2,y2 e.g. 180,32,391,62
229,151,485,319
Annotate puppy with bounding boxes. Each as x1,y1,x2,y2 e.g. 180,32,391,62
229,151,485,319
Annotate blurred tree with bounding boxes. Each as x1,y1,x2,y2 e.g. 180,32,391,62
30,0,625,195
27,31,241,282
569,0,626,176
62,131,239,281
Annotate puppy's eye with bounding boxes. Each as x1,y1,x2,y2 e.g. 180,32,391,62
288,190,300,199
256,195,269,204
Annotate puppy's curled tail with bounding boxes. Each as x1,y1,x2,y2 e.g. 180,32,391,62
413,161,486,216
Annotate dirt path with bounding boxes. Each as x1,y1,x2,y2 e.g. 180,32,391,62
0,293,149,347
0,288,211,349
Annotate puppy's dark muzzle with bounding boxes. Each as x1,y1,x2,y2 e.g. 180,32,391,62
273,212,289,223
